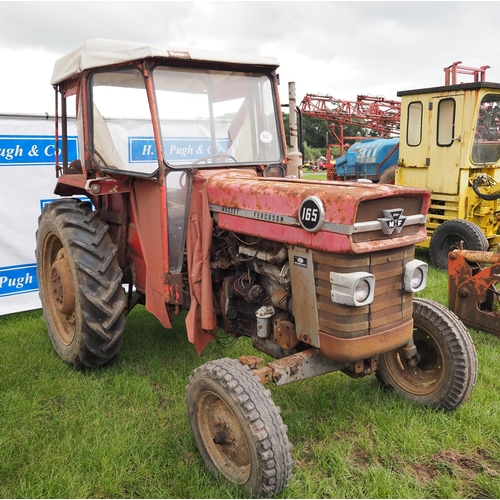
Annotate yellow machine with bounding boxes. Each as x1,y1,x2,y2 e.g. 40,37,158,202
397,62,500,269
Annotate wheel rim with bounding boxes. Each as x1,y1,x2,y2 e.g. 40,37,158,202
440,232,466,256
197,391,251,485
382,324,445,396
51,248,75,316
42,233,77,345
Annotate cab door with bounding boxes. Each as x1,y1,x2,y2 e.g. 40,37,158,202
425,94,464,194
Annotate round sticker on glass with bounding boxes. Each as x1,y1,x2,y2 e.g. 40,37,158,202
260,131,273,144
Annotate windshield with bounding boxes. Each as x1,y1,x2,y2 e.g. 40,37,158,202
152,66,283,167
472,93,500,164
88,65,282,175
90,68,157,175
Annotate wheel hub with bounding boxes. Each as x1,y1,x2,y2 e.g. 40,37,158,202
199,393,251,484
388,332,443,396
50,248,75,316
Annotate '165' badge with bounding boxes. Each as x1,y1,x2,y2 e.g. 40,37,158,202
298,196,325,232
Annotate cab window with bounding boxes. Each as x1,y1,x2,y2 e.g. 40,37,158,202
472,93,500,164
406,101,422,146
437,98,455,147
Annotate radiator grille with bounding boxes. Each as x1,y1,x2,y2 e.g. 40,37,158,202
314,245,414,339
353,196,423,243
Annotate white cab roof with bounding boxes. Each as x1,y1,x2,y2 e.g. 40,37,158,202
51,38,280,85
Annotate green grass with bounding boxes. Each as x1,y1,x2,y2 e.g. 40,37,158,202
1,250,500,498
302,170,327,181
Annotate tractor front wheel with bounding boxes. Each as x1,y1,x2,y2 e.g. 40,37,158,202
36,198,126,369
376,298,477,410
186,358,293,498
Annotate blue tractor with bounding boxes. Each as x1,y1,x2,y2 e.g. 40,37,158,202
333,137,400,183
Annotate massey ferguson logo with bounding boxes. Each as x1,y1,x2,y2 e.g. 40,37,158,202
377,209,407,235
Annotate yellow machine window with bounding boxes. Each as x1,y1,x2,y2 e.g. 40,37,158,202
407,101,422,146
472,94,500,164
437,98,455,147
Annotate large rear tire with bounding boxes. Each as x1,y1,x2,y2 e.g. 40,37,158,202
379,164,398,184
36,198,126,369
186,358,293,498
376,298,477,410
429,219,488,270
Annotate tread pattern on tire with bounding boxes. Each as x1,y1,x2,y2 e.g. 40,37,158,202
430,218,489,270
414,298,477,410
379,164,398,184
36,198,126,368
377,298,477,410
186,358,293,498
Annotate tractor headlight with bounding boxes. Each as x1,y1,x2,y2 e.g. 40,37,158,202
404,259,428,292
330,272,375,307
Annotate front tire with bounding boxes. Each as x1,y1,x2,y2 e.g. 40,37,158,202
376,298,477,410
36,198,126,369
430,219,488,270
186,358,293,498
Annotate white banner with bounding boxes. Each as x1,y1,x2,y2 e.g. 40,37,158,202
0,113,232,316
0,114,78,315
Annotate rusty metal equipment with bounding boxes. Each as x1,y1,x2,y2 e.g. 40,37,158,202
300,93,401,156
448,247,500,337
444,60,491,85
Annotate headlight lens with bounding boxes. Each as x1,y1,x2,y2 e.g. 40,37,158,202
354,279,371,303
404,260,428,292
411,267,424,289
330,272,375,307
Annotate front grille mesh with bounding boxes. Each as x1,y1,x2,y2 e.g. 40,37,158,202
314,245,414,339
353,196,423,243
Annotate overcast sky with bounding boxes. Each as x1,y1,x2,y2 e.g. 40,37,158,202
1,0,499,115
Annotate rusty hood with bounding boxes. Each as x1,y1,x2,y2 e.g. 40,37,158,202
206,170,431,253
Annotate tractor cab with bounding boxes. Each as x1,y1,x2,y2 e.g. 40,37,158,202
397,62,500,268
51,39,288,305
53,39,285,177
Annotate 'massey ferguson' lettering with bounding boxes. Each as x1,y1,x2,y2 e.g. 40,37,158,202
253,211,284,223
221,206,240,215
218,205,285,222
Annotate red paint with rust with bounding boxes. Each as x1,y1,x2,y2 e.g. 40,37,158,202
206,170,430,253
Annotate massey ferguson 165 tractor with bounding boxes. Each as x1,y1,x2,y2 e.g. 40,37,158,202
37,39,477,497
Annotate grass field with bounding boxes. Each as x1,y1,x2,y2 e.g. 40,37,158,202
1,249,500,498
302,170,328,181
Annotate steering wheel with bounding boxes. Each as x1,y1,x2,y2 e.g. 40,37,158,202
193,154,237,165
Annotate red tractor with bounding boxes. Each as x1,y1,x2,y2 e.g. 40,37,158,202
37,39,477,497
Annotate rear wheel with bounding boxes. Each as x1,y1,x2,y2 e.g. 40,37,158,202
430,219,488,270
186,358,293,498
376,298,477,410
36,198,126,369
379,164,398,184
